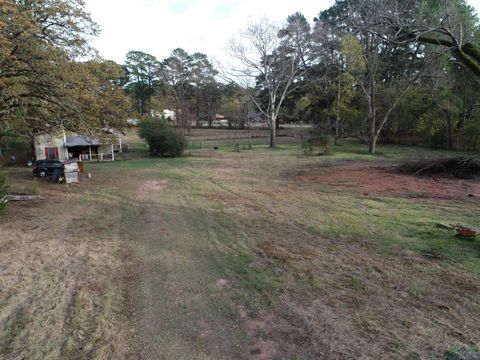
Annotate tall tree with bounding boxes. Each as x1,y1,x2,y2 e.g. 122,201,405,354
318,0,430,153
392,0,480,78
228,17,311,147
0,0,129,142
161,48,194,137
123,51,161,115
190,52,219,127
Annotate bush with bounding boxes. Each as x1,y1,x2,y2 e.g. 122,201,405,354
138,116,185,157
0,171,8,213
306,131,333,156
317,135,333,155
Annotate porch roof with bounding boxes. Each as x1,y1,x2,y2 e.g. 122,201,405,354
65,135,101,147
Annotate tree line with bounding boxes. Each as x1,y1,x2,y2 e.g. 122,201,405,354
0,0,129,154
121,0,480,152
226,0,480,152
1,0,480,158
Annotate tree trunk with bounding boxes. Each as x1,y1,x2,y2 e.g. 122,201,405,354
368,134,377,153
196,86,200,128
445,110,453,150
366,93,377,154
270,125,276,147
269,114,276,148
335,77,341,145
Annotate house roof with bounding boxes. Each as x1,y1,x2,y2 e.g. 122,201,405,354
65,135,101,147
247,111,263,119
102,126,124,135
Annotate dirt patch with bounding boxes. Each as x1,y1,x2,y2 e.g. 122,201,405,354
138,180,168,192
296,164,480,199
136,180,168,201
237,306,280,360
192,319,216,340
215,278,229,289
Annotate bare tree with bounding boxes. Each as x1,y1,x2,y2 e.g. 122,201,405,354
319,0,435,153
389,0,480,78
226,19,309,147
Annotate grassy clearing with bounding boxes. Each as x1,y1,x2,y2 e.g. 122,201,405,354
1,131,479,359
0,174,134,359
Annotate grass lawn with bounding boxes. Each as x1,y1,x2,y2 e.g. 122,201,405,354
1,131,479,359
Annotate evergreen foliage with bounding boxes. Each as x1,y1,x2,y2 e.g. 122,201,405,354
138,117,185,157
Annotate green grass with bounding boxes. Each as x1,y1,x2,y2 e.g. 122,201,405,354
317,195,480,272
1,309,30,357
1,132,479,359
222,252,279,309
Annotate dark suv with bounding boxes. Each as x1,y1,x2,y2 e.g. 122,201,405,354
33,160,64,177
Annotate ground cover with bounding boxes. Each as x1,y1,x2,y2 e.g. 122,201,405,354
1,132,479,359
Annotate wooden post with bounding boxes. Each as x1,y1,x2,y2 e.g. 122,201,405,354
111,144,115,161
89,146,92,161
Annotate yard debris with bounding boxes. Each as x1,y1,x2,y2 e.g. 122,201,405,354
436,223,479,238
5,194,46,201
451,224,480,238
397,156,480,179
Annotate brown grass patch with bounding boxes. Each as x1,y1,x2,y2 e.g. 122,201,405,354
247,232,480,359
296,164,480,199
0,191,134,359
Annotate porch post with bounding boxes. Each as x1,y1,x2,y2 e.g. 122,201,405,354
111,144,115,161
89,146,92,161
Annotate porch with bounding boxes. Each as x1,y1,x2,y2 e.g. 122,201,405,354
65,136,115,162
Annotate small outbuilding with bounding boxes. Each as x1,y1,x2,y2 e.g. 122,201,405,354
34,128,122,162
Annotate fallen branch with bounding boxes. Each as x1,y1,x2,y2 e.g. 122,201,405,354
6,194,46,201
398,156,480,179
451,224,480,238
436,223,480,238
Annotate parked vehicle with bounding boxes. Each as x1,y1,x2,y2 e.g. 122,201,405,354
32,160,64,177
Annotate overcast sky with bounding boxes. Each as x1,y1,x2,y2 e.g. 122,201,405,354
84,0,480,64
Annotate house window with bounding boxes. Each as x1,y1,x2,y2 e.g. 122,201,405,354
44,147,59,160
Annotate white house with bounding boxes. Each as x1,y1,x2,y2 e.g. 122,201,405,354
34,128,122,162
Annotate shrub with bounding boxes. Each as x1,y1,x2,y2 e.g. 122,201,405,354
138,116,185,157
317,135,333,155
0,171,8,212
306,131,333,156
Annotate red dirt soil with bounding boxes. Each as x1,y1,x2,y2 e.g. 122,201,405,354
296,164,480,199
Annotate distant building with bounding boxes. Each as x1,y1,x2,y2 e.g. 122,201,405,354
247,111,266,124
34,127,122,162
127,118,141,126
162,109,176,120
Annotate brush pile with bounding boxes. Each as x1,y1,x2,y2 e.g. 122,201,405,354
397,156,480,180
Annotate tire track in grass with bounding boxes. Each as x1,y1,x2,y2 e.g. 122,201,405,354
121,168,250,359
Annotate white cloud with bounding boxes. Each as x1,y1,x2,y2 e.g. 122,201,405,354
84,0,332,63
84,0,480,64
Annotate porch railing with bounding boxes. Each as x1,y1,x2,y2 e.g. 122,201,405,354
79,153,114,162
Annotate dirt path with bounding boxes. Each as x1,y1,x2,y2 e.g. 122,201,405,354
121,168,248,359
115,153,480,359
